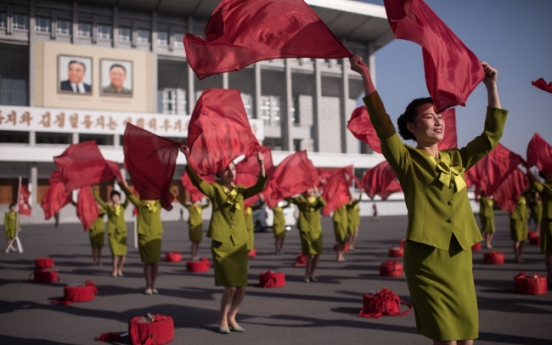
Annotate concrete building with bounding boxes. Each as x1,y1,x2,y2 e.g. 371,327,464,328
0,0,396,223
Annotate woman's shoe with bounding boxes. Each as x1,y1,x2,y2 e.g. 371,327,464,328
310,277,318,282
112,272,118,277
117,272,124,277
218,327,230,334
303,278,310,283
152,289,159,294
144,289,153,295
229,326,245,333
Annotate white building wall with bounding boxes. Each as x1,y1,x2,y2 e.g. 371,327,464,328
318,96,341,153
346,98,359,154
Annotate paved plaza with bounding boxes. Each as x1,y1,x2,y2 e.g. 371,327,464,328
1,213,551,345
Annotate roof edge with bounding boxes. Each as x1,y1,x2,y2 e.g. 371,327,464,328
305,0,388,19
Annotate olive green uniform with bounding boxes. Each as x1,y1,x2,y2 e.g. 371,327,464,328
532,199,543,224
529,177,552,252
288,196,326,255
346,199,361,234
245,201,265,250
89,206,106,248
332,206,348,243
364,91,507,341
93,190,129,256
272,202,290,239
187,166,267,287
479,196,495,234
177,197,210,242
510,196,528,241
3,212,17,239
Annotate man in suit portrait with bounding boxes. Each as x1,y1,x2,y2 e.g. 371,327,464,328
102,64,132,95
60,60,91,93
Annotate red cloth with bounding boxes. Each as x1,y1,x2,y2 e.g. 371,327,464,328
493,169,529,214
52,280,98,305
359,288,412,318
514,272,548,295
184,0,352,79
379,261,404,277
468,143,526,197
180,171,215,204
129,315,174,345
35,257,54,269
188,89,260,175
322,171,352,216
123,124,181,211
76,187,100,231
362,161,402,200
294,253,307,267
347,106,381,153
257,271,286,288
527,133,552,173
164,252,182,263
235,147,274,209
471,242,481,251
264,151,316,209
186,258,211,273
30,270,59,283
96,333,123,343
531,78,552,94
318,166,355,187
54,141,122,192
41,171,73,220
18,184,32,216
384,0,484,113
389,247,404,258
248,248,257,258
437,108,457,150
483,251,505,265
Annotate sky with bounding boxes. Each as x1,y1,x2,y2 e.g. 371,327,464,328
355,0,552,158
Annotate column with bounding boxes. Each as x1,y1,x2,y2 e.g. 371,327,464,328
72,2,78,44
72,132,79,144
187,16,195,115
368,42,376,88
113,7,119,49
28,0,35,107
340,58,349,153
222,73,229,89
254,63,261,120
29,164,37,205
151,12,158,112
283,60,293,151
313,59,322,152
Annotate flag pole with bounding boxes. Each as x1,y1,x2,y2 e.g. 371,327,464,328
134,212,138,249
14,177,23,253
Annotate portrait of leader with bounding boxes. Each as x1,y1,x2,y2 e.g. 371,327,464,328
101,59,133,96
58,56,92,94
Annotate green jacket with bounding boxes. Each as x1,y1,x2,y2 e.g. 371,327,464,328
346,198,361,230
479,196,494,218
89,206,106,236
119,184,163,242
364,91,508,251
177,197,210,227
93,189,129,235
510,196,528,221
187,166,268,245
3,212,17,231
288,196,326,234
272,201,290,227
332,205,348,226
529,174,552,220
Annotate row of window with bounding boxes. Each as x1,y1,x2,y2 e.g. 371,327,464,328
0,13,185,47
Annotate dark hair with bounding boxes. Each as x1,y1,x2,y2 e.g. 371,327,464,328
109,64,126,73
9,203,16,209
110,191,121,199
396,97,434,141
68,60,86,71
539,170,546,180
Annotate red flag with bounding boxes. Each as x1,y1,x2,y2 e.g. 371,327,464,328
317,166,356,189
188,89,260,176
347,106,382,154
532,78,552,94
322,171,352,217
40,171,72,220
468,143,526,197
235,147,274,209
384,0,484,113
181,172,216,204
54,141,122,192
184,0,352,80
18,184,32,216
362,161,401,200
437,108,457,150
527,133,552,173
76,187,99,231
123,124,182,211
264,151,316,209
493,169,529,213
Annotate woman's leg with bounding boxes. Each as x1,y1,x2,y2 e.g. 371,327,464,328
191,241,199,260
304,255,312,281
117,255,126,275
151,263,159,291
112,255,118,276
98,247,102,265
219,287,237,329
144,264,152,292
278,238,285,254
227,286,246,328
310,254,320,280
337,243,344,261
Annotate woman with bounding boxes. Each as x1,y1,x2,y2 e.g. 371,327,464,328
332,205,348,262
176,196,210,261
528,170,552,283
89,204,106,265
350,55,507,345
186,150,267,334
93,189,129,277
272,200,290,254
510,195,528,263
531,191,543,232
347,193,362,250
245,198,265,253
478,190,496,249
119,182,164,295
287,187,326,282
3,203,18,252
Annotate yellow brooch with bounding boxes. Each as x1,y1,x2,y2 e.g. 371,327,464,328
224,186,241,211
145,201,159,213
436,161,466,193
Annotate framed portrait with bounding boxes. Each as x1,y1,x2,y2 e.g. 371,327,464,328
100,59,133,97
57,55,93,95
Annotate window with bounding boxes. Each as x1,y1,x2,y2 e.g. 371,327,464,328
57,19,71,35
13,14,29,31
98,24,112,40
241,93,253,118
292,96,300,125
260,96,281,125
174,33,184,48
157,31,168,46
35,16,51,33
162,88,186,115
118,26,131,42
78,22,91,37
137,29,150,44
0,13,7,29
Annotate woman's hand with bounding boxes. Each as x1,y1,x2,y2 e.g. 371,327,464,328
481,62,501,109
257,151,266,177
349,55,376,95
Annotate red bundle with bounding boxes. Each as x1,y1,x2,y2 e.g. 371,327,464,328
51,280,98,305
399,239,407,249
129,314,174,345
186,258,211,273
379,261,404,277
35,257,54,269
333,242,349,252
483,251,505,265
471,242,482,251
29,270,59,283
294,253,307,267
388,247,404,258
248,248,257,258
528,231,541,246
359,288,412,318
164,252,183,263
257,271,286,288
514,272,547,295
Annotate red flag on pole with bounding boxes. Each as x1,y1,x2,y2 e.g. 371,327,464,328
184,0,352,79
383,0,484,113
76,187,99,231
123,124,182,211
18,183,32,216
362,161,401,200
493,169,529,213
526,133,552,173
531,78,552,94
437,108,457,150
347,106,381,154
40,171,72,220
235,147,274,209
188,89,261,176
322,171,352,217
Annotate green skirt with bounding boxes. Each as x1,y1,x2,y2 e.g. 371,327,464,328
300,230,323,255
5,228,16,239
333,222,348,243
211,238,248,287
347,223,358,234
273,224,286,239
189,224,203,242
479,215,495,234
247,227,254,250
404,236,478,341
108,230,127,256
541,219,552,253
510,218,528,241
138,236,162,264
89,231,105,248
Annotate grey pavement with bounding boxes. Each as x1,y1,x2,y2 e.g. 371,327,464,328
0,214,551,345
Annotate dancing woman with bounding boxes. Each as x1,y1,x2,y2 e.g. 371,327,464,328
185,150,267,334
272,200,290,254
176,196,210,260
346,193,362,250
350,55,507,345
478,191,495,249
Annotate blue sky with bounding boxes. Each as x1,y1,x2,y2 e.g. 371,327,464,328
356,0,552,158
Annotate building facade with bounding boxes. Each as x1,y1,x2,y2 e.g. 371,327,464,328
0,0,395,223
